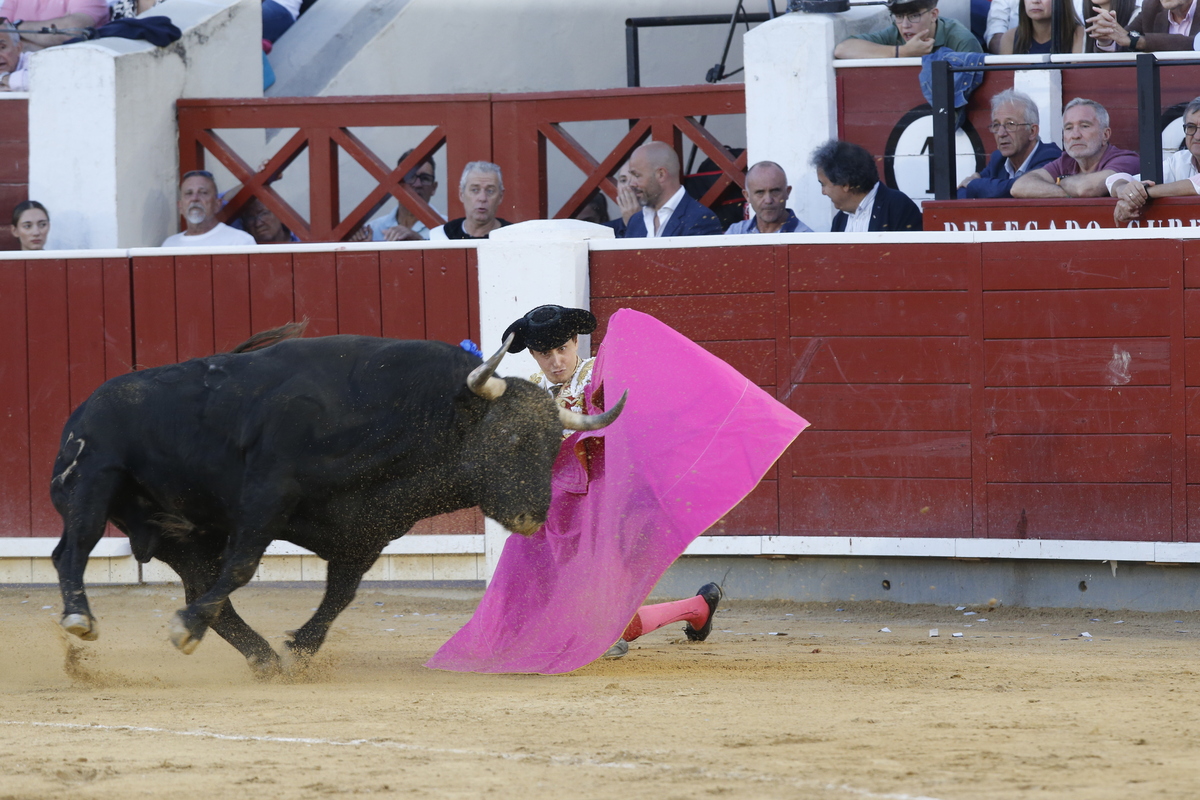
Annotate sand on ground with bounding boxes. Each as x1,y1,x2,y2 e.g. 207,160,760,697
1,583,1198,799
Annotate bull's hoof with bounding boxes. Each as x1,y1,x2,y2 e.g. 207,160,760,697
168,612,203,655
61,613,98,641
247,652,283,681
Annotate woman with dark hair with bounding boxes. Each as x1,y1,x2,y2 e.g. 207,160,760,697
10,199,48,250
810,139,923,232
1082,0,1138,50
1000,0,1084,53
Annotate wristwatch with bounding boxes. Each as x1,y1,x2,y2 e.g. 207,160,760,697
1128,30,1142,50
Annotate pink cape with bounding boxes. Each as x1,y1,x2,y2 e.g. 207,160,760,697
425,309,808,674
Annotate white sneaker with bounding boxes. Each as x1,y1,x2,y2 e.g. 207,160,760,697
602,639,629,659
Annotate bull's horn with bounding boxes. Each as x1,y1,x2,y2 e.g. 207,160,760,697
466,333,513,400
561,389,628,431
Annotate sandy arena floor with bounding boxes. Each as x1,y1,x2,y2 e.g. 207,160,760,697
1,583,1199,799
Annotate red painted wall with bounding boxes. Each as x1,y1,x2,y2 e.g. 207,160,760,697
6,237,1198,544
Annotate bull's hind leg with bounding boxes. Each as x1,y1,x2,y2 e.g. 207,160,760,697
51,464,122,643
286,554,382,659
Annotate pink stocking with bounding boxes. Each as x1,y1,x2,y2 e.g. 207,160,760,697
620,595,710,642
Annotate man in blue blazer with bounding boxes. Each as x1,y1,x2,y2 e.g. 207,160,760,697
811,139,923,232
623,141,723,238
958,89,1062,199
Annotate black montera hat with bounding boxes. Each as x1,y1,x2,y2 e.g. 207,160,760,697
503,305,597,353
887,0,936,10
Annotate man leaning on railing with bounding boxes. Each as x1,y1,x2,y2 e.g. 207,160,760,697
1108,95,1200,224
1011,98,1139,197
833,0,982,59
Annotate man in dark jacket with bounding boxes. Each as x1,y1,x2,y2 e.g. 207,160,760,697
811,139,923,232
622,141,723,238
958,89,1062,199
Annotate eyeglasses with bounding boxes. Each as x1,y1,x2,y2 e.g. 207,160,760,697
405,172,436,185
988,121,1033,133
890,9,931,24
1185,123,1200,137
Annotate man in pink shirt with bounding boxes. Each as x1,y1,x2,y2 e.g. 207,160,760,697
1012,98,1140,198
1,0,107,50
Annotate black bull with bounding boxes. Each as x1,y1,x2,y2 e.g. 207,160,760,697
50,326,623,675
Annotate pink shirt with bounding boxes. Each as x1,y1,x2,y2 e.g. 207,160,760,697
1169,0,1197,34
0,0,108,26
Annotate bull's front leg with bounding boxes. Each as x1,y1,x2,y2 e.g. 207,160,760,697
286,554,381,658
167,487,293,656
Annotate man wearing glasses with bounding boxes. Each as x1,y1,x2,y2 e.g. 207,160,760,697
958,89,1062,198
366,149,444,242
834,0,983,59
1107,96,1200,225
1012,97,1139,198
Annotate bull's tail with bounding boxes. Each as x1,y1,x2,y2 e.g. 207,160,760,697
228,319,309,354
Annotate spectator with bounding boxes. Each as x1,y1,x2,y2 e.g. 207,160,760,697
1082,0,1140,50
958,89,1063,198
603,163,641,237
108,0,162,21
1108,96,1200,224
725,161,813,234
262,0,301,43
999,0,1085,52
240,197,298,244
1012,98,1139,197
429,161,511,240
811,140,923,232
367,149,442,242
622,141,723,238
1,0,108,49
1087,0,1200,50
573,191,609,225
0,26,26,91
10,199,48,250
161,170,256,247
834,0,983,59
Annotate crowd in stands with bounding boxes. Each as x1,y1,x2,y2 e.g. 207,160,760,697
834,0,1200,57
9,0,1200,247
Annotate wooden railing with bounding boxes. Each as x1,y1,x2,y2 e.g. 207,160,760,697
176,85,746,242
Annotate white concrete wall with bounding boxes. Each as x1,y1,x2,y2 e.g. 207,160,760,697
28,0,262,250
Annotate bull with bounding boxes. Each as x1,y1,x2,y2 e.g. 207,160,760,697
50,324,624,676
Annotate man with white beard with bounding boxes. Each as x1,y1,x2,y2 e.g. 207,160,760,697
161,170,255,247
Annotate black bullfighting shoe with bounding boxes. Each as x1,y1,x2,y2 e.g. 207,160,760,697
684,582,723,642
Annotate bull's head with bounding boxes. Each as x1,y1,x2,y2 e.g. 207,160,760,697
466,333,627,431
462,334,627,535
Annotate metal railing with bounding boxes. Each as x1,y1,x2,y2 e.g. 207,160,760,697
929,53,1200,200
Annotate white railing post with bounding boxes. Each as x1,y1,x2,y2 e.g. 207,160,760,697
474,220,612,583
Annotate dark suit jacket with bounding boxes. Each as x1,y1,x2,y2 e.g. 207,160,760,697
1128,0,1200,51
622,191,723,238
958,141,1063,199
831,184,923,232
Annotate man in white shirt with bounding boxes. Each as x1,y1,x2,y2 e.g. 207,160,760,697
161,170,256,248
1108,95,1200,224
811,139,923,232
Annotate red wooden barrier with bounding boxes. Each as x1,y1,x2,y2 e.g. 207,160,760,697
0,248,479,538
590,235,1200,543
0,98,29,252
925,197,1200,231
